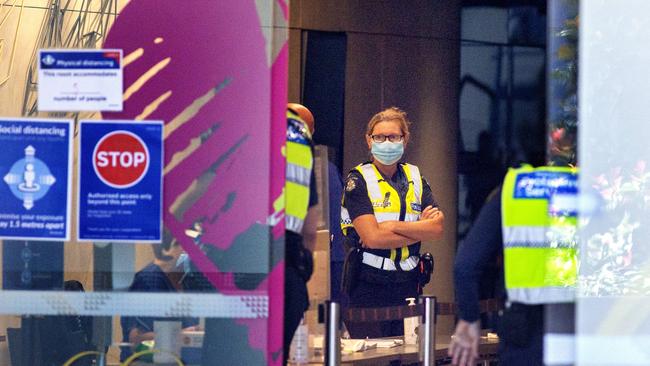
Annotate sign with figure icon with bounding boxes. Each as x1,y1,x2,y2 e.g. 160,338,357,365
38,49,123,112
0,118,73,240
78,120,163,242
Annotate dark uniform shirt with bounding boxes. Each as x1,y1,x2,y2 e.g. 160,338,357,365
120,263,198,361
342,162,438,258
453,188,503,322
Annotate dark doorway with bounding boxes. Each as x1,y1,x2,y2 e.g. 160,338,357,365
302,31,347,171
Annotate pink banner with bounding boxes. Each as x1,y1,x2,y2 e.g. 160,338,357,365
104,0,288,363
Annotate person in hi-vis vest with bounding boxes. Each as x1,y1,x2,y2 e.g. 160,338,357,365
284,103,319,366
341,107,444,338
449,164,578,366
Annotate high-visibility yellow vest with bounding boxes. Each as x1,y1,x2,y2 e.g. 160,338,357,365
285,109,314,234
502,165,578,304
341,162,423,262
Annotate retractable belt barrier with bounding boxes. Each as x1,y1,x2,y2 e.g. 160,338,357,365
435,298,502,316
344,303,424,322
343,299,502,322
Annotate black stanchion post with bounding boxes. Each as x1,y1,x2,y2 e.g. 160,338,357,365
324,301,341,366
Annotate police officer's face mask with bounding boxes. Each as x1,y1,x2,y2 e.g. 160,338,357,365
371,141,404,165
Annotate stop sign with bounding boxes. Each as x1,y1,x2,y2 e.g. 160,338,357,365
93,130,150,188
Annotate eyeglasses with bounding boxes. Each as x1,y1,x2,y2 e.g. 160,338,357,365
370,134,404,143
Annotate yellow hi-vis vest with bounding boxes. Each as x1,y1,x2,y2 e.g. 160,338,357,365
285,109,314,234
502,165,578,304
341,162,423,262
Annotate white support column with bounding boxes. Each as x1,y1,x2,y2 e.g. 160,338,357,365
578,1,650,364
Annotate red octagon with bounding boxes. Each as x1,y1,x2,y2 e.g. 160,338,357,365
93,130,149,188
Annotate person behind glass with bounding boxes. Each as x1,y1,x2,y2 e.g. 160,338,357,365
120,229,198,362
449,122,557,366
341,107,444,338
284,103,319,365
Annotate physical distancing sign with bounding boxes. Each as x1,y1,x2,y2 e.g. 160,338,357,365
37,49,123,112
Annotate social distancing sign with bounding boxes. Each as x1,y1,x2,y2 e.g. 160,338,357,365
0,118,73,241
78,120,163,242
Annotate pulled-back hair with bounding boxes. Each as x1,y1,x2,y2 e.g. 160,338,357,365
152,227,179,261
366,107,411,137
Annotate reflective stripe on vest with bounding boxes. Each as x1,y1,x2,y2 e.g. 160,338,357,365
285,110,314,234
340,163,423,261
501,165,578,304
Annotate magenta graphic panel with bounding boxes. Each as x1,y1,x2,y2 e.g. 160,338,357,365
103,1,288,363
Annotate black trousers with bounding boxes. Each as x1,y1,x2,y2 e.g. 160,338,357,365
498,303,544,365
283,266,309,365
345,267,418,338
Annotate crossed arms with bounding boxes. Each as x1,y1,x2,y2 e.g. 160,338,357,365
351,205,444,249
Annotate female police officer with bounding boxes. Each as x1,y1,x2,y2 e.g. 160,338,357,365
341,107,444,338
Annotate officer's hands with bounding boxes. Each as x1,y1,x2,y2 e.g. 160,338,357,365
420,205,435,219
420,206,441,220
448,319,480,366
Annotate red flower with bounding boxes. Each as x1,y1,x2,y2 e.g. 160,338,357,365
551,127,566,142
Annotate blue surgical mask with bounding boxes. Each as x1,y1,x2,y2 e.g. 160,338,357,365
371,141,404,165
176,253,190,274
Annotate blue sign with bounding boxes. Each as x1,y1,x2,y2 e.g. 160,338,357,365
0,118,73,241
2,241,63,290
78,120,163,242
40,50,121,70
514,171,578,200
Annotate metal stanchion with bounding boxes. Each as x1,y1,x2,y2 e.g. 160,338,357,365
324,301,341,366
420,296,436,366
96,352,106,366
